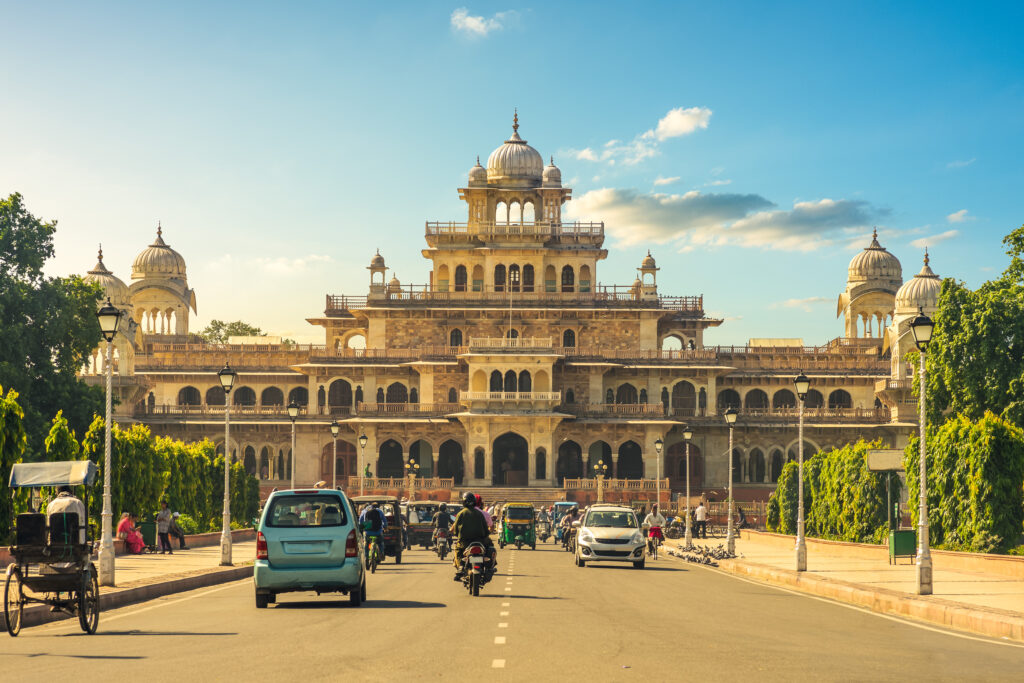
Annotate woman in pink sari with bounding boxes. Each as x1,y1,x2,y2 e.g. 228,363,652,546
117,512,145,554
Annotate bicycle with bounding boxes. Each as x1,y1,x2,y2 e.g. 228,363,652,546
366,535,383,574
647,529,662,560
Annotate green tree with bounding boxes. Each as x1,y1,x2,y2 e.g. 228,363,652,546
199,319,266,343
0,386,28,535
43,410,81,461
0,193,104,455
925,225,1024,427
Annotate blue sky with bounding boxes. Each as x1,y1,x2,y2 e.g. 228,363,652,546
3,1,1021,344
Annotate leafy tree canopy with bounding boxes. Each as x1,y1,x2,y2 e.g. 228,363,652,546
199,319,266,343
0,193,104,456
926,224,1024,427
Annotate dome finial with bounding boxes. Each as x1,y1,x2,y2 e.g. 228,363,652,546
924,248,929,266
513,108,519,133
476,155,480,165
872,226,877,240
157,221,162,239
98,243,103,261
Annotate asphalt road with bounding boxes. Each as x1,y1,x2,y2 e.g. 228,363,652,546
3,541,1022,681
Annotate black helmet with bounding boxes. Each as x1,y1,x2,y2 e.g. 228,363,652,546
439,503,448,511
462,492,477,508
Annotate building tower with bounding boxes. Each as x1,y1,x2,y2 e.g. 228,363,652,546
836,229,902,338
129,224,196,335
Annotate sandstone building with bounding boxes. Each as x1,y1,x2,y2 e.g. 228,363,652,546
82,117,939,503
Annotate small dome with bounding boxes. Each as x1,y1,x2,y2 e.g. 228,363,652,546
84,246,130,306
542,157,561,187
369,249,385,269
387,274,402,292
468,157,487,186
131,224,187,280
641,250,657,269
848,228,901,282
486,112,544,186
895,252,941,312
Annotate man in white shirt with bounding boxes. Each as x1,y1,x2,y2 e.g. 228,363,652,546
694,501,708,539
643,505,667,547
47,486,86,544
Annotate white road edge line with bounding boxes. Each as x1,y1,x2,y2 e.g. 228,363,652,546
677,556,1024,649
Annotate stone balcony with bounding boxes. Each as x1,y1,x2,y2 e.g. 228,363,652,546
424,220,604,247
460,390,561,412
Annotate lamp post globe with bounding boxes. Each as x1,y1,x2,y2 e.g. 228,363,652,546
910,306,934,594
358,433,368,495
794,372,810,401
218,362,237,567
287,401,299,489
95,298,122,586
724,407,738,554
654,437,664,508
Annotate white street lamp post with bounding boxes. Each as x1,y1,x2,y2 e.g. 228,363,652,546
794,372,810,572
95,298,121,587
910,307,935,595
724,407,738,555
359,433,368,495
682,425,693,549
330,420,340,489
594,460,608,503
654,437,664,510
288,401,299,489
218,363,236,567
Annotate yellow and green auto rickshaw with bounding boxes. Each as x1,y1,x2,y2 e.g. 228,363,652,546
499,503,536,550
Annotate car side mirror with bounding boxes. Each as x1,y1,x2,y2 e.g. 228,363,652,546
572,521,581,528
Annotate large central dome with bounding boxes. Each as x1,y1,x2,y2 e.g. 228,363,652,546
486,113,544,187
132,224,187,280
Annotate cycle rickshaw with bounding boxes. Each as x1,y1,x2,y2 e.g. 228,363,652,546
5,460,101,636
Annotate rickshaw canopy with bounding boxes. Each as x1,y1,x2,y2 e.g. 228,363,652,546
8,461,98,488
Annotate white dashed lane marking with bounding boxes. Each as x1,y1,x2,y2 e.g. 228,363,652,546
494,636,506,644
498,622,508,628
500,611,509,616
492,660,506,669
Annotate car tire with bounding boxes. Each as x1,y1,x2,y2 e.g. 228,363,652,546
632,560,645,569
576,554,585,568
255,592,268,609
350,579,364,607
268,592,276,604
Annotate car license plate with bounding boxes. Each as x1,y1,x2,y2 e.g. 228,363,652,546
469,557,483,564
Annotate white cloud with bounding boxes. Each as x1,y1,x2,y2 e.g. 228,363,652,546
450,8,516,37
910,230,958,249
771,296,831,312
946,158,976,169
574,147,598,161
947,209,969,223
642,106,713,141
568,188,885,252
705,179,732,187
653,176,680,186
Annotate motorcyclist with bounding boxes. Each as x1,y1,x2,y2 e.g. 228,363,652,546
431,502,454,547
358,502,387,566
452,492,494,580
536,506,551,524
475,494,493,530
559,505,580,548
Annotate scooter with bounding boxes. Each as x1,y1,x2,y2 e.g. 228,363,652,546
537,521,551,543
461,542,495,597
434,528,450,560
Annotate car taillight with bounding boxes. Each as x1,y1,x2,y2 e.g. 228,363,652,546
256,531,268,560
345,529,358,557
469,545,483,555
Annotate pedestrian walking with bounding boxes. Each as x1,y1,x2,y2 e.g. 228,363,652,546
156,500,173,554
694,501,708,539
169,512,190,549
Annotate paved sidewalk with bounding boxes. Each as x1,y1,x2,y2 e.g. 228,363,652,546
666,532,1024,641
112,541,256,588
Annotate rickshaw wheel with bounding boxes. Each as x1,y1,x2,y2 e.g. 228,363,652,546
77,568,99,634
5,565,24,637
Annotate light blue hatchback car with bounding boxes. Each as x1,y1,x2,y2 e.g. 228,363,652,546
254,489,366,608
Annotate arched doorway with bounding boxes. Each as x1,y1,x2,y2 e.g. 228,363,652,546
243,446,257,476
259,446,271,480
409,440,433,477
492,432,528,486
587,441,612,478
474,448,485,480
557,440,583,485
535,448,547,480
320,440,356,483
671,382,696,416
377,440,404,478
617,441,644,479
438,440,464,485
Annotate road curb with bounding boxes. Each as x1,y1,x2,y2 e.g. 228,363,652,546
2,564,253,633
714,557,1024,643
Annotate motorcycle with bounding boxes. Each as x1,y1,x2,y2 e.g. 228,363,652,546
536,520,551,543
434,528,450,560
461,542,495,597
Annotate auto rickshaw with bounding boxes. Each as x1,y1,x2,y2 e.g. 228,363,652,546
551,501,577,544
498,503,536,550
406,501,442,549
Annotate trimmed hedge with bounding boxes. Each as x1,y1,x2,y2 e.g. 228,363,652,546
904,412,1024,553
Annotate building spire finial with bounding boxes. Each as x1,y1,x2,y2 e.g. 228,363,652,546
924,247,929,266
98,243,103,261
476,155,480,165
157,220,162,239
872,226,877,240
513,108,519,133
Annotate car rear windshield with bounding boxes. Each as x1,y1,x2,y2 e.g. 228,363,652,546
506,508,533,520
266,495,348,527
585,511,638,528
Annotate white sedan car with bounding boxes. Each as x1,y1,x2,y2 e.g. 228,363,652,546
573,505,647,569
